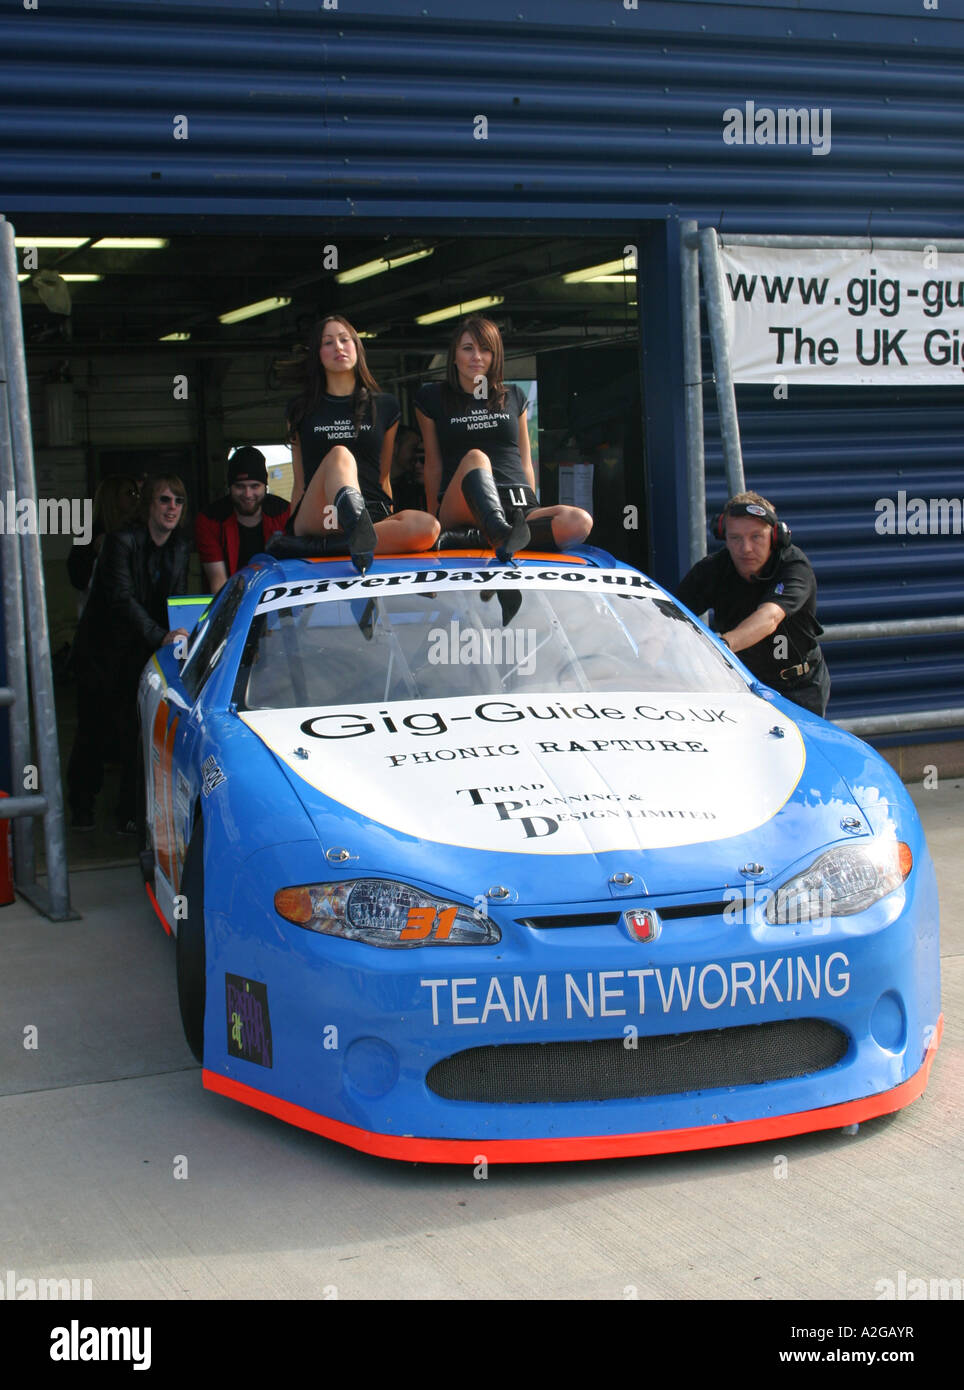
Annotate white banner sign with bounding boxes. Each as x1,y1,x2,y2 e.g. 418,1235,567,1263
242,692,804,855
719,246,964,384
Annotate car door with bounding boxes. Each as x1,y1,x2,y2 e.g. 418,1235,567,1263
143,574,247,923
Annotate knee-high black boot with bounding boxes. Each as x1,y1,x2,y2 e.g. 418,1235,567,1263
266,531,353,560
460,469,529,564
525,517,559,551
333,485,377,574
433,525,486,551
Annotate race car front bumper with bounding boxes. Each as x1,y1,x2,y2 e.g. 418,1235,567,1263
200,835,942,1164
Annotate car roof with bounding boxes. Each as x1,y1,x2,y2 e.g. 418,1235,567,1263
246,543,631,588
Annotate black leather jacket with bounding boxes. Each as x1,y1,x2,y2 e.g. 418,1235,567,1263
72,523,191,677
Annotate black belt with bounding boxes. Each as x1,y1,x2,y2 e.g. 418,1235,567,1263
779,651,822,681
497,483,539,513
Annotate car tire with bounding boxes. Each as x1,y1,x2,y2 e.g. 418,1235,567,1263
176,814,206,1064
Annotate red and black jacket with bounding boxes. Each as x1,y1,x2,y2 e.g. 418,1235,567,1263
195,493,290,575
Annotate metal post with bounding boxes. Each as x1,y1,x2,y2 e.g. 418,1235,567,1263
718,235,964,252
0,322,35,886
821,616,964,642
0,217,74,920
680,221,707,566
698,226,746,498
835,709,964,738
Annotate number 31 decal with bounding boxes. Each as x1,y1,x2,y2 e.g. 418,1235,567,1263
401,906,458,940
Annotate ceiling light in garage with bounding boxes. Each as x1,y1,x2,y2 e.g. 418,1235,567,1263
60,274,102,282
336,248,435,285
563,258,637,284
160,332,191,341
219,296,292,325
91,238,169,250
14,236,89,248
416,295,504,326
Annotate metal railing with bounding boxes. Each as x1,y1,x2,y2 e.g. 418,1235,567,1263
680,227,964,744
0,216,74,919
821,616,964,737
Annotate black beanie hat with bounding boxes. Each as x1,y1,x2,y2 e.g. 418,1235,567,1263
227,446,268,486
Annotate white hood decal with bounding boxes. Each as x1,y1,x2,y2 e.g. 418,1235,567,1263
240,692,805,854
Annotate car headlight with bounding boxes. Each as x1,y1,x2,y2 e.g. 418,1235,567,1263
273,879,501,948
764,838,913,924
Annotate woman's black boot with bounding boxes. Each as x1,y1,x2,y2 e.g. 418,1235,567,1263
434,525,486,551
333,485,377,574
460,469,529,563
524,516,559,551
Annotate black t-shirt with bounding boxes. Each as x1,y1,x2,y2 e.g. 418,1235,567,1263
236,519,265,568
414,381,528,491
289,391,400,510
675,543,824,688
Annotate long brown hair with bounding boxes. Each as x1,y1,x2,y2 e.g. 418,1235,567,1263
94,474,140,534
287,315,381,437
444,316,507,410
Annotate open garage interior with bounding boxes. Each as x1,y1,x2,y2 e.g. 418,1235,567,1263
20,227,646,619
11,227,647,862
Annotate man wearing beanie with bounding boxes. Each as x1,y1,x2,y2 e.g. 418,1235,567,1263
195,446,290,594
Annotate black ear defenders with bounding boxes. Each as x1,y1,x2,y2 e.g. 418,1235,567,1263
711,502,791,551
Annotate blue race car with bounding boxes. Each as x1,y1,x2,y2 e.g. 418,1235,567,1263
138,546,942,1163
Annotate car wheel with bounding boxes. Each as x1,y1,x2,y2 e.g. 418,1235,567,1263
176,814,206,1063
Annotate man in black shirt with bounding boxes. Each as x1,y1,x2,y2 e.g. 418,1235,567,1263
675,492,830,716
68,474,192,831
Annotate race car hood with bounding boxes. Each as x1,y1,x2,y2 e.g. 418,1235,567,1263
238,691,869,902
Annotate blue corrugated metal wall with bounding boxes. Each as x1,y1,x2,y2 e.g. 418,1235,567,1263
702,385,964,722
3,0,962,227
2,0,963,726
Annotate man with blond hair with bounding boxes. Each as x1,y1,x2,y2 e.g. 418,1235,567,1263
676,491,829,716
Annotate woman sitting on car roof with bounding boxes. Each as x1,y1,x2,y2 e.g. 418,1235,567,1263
281,315,439,573
415,315,592,563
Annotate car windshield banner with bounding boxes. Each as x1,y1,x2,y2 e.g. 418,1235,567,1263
253,566,658,614
719,245,964,385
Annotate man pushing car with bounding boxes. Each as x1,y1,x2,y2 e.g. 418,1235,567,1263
675,491,830,716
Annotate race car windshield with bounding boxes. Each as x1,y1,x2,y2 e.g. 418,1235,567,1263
235,584,746,712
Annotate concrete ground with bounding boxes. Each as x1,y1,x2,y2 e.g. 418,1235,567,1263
0,782,960,1302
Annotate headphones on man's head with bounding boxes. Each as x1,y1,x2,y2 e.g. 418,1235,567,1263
711,500,791,552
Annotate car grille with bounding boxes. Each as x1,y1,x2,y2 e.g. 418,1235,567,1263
517,901,741,929
426,1019,848,1104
